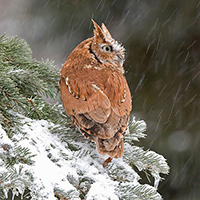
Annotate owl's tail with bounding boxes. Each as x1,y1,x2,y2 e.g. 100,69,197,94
72,113,127,166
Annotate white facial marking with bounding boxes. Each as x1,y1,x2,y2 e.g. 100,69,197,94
105,38,125,53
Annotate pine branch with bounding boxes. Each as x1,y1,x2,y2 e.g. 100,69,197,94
124,118,170,188
126,116,147,143
0,34,59,125
118,183,162,200
106,160,140,182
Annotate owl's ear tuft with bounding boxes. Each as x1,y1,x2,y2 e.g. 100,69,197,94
101,23,112,39
92,19,105,40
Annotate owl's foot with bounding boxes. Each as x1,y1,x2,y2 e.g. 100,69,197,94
103,157,113,167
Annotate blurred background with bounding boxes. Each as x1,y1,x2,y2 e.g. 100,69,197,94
0,0,200,199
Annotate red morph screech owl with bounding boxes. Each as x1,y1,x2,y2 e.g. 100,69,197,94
59,20,132,166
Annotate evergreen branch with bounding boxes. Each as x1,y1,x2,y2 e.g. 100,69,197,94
118,183,163,200
126,116,147,143
124,143,169,188
106,160,140,182
0,34,59,137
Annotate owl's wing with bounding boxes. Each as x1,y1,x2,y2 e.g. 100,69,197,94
59,75,111,124
105,71,132,117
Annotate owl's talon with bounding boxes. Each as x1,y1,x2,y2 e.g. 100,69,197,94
103,157,113,167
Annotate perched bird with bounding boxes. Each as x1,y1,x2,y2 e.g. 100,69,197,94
59,20,132,166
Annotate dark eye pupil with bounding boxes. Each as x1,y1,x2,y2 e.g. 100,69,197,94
106,46,110,51
103,45,112,52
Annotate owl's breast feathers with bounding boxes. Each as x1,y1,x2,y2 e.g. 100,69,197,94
60,39,132,159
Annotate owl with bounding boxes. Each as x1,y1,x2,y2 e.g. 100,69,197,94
59,20,132,166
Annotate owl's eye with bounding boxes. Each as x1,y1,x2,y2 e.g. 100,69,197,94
102,45,113,53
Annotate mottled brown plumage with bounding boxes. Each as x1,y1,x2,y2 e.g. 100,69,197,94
60,20,132,166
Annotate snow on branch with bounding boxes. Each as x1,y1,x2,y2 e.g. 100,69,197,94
124,118,169,188
118,182,162,200
1,116,168,199
126,116,147,142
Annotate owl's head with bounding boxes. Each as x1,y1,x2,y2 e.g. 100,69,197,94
90,20,125,68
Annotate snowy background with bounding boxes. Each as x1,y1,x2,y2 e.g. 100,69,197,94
0,0,200,199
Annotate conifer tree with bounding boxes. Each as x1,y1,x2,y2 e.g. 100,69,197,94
0,34,169,200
